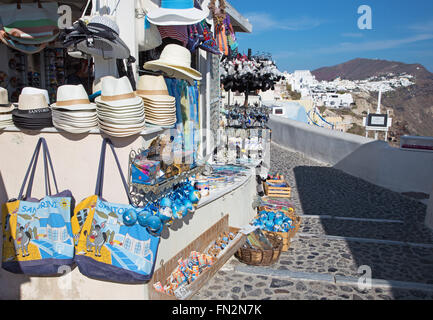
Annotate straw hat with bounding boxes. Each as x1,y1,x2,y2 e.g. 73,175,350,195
95,76,142,107
21,87,50,104
147,0,209,26
51,84,96,111
143,44,202,83
136,75,175,102
95,76,145,137
12,93,53,130
51,84,98,134
0,87,14,113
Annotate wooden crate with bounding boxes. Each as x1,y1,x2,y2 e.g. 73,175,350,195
148,215,247,300
263,178,291,198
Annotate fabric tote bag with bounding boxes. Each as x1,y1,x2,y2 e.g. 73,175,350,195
1,138,75,275
71,138,160,283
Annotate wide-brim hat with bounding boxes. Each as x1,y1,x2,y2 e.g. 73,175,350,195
147,0,209,26
0,30,47,55
51,84,96,111
71,16,130,60
8,32,59,45
143,44,201,83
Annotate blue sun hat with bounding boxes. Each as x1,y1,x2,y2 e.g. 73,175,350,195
123,209,138,226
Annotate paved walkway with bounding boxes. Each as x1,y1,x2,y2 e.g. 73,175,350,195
193,142,433,300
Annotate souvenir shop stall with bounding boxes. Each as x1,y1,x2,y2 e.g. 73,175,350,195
0,0,262,300
214,52,284,170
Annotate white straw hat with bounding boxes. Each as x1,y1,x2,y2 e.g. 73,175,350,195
21,87,50,104
147,0,209,26
0,87,14,113
143,44,202,83
16,94,49,111
95,76,142,107
51,84,96,111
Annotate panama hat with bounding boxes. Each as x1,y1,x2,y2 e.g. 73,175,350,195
12,93,53,129
21,87,50,104
51,84,96,111
136,75,175,102
95,76,146,137
0,30,48,55
0,87,14,113
95,76,142,107
147,0,209,26
143,44,202,83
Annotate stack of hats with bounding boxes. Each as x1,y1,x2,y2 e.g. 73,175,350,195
12,88,53,130
95,76,145,137
50,84,98,134
0,88,14,129
136,75,176,127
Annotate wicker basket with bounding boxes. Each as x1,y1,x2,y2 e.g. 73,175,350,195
256,206,302,250
235,233,283,266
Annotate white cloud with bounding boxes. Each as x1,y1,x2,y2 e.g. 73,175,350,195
317,34,433,54
409,20,433,32
341,33,364,38
245,12,325,32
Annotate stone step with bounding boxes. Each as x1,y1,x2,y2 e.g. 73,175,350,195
193,265,433,300
298,216,433,244
241,237,433,285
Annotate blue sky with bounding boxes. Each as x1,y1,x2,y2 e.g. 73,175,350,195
231,0,433,73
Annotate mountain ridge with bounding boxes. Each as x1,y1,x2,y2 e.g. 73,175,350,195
311,58,433,139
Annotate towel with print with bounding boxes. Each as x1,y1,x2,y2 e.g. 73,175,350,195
2,138,74,275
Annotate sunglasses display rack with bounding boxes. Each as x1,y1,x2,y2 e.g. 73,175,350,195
222,102,270,129
213,127,271,167
127,146,208,207
5,48,27,102
43,47,66,103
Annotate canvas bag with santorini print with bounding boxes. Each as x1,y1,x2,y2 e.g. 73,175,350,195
71,138,160,283
1,138,75,275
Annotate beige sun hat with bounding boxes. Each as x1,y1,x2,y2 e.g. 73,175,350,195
21,87,50,104
0,87,14,113
95,76,142,107
142,44,202,83
136,75,176,102
51,84,96,111
16,93,49,111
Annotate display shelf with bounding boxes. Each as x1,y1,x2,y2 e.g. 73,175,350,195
0,125,164,136
149,215,247,300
